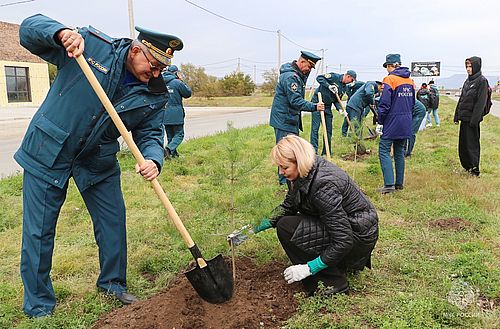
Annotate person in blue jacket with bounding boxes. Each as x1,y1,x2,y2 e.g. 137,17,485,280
346,80,365,100
344,81,383,137
269,51,324,184
376,54,415,194
162,65,192,159
14,14,183,317
404,99,427,157
310,70,356,153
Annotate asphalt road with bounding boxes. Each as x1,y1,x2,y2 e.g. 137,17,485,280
1,98,499,179
0,107,270,178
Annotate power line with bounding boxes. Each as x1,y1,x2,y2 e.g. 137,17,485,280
0,0,34,7
183,0,322,54
184,0,275,33
240,57,276,64
200,58,238,66
280,32,322,52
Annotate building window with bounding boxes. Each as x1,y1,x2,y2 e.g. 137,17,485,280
5,66,31,102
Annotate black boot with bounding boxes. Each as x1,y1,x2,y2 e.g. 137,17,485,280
164,148,172,159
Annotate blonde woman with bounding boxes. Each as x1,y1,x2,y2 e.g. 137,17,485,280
253,135,379,296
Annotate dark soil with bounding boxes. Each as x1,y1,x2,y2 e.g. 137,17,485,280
429,217,472,231
341,149,372,162
94,257,302,329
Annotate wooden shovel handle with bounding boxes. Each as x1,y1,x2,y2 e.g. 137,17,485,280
74,55,198,251
317,92,331,160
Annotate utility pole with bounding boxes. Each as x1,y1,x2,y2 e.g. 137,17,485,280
254,65,257,83
128,0,135,39
277,30,281,73
321,49,326,74
237,57,240,73
339,63,342,73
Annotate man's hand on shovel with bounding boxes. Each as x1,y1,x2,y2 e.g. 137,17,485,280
135,160,160,181
58,29,84,58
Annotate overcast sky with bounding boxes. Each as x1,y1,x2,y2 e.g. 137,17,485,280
1,0,499,84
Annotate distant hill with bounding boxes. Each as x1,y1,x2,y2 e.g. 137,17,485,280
436,74,498,89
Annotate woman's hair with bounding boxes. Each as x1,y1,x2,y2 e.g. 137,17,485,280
271,135,316,178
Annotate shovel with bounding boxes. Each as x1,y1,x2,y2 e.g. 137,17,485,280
317,92,331,160
74,54,233,304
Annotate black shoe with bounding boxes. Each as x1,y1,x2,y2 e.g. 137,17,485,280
99,288,138,305
377,185,396,194
395,184,404,190
164,148,172,159
113,291,138,305
323,285,350,296
172,150,180,158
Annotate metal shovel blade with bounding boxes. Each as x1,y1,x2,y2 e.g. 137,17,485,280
184,253,234,304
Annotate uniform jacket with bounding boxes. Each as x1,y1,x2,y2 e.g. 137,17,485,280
429,85,440,109
412,100,427,134
269,62,317,134
311,72,347,114
162,71,192,125
417,87,431,109
270,156,379,270
346,81,379,113
14,14,168,191
454,56,489,127
346,81,365,101
378,67,415,139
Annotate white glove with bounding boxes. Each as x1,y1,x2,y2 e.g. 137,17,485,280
328,84,339,94
339,110,348,118
376,124,383,136
283,264,311,284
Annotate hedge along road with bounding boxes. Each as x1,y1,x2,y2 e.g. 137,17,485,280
0,107,271,178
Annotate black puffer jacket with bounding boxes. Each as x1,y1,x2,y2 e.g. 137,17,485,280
417,88,431,109
270,156,379,270
454,56,489,126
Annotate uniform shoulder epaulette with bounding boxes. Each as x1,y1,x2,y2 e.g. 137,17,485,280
87,26,114,44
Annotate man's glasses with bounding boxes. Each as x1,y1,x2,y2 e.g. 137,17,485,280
140,48,165,73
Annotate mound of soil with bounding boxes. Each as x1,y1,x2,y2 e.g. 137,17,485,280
429,217,472,231
94,257,302,329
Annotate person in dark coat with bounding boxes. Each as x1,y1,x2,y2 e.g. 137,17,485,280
427,80,441,127
253,135,378,296
417,83,432,128
453,56,489,176
162,65,192,158
269,51,324,184
14,14,183,317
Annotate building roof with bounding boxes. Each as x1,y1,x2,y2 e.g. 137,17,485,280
0,21,45,63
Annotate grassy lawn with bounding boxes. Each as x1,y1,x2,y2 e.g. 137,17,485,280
184,94,273,107
492,93,500,101
0,96,498,328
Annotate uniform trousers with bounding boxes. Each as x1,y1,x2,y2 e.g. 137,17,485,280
274,128,295,185
21,170,127,317
164,124,184,155
379,138,406,187
310,107,333,155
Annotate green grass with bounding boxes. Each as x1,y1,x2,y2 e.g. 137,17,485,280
492,93,500,101
184,94,273,107
0,96,499,328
